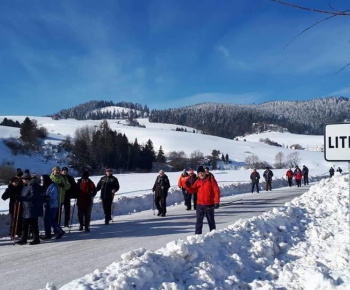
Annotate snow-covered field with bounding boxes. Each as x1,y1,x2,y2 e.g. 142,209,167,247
0,115,349,289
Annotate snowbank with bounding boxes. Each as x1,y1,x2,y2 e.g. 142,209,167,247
50,174,349,290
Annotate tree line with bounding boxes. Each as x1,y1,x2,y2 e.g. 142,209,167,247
149,97,350,139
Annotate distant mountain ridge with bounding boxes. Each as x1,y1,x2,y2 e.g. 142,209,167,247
51,97,350,139
149,96,350,138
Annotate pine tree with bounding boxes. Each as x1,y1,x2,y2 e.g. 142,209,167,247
210,149,220,170
156,146,166,163
20,117,38,144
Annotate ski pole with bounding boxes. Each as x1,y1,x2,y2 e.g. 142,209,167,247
69,199,77,234
11,201,21,244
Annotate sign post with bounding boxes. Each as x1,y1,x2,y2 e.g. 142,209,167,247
324,123,350,250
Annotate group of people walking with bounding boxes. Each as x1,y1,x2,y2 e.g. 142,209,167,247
285,165,309,187
250,167,274,193
7,161,332,243
329,166,342,177
2,166,119,245
250,165,310,193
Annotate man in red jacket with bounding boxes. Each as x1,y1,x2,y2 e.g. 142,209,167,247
185,165,220,234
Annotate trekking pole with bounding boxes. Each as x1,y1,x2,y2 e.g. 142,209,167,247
152,192,155,215
69,199,77,234
11,201,21,245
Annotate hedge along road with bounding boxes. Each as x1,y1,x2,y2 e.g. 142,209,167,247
0,183,312,289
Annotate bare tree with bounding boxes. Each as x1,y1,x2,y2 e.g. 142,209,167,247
245,154,260,169
274,151,285,168
168,151,187,171
189,150,204,169
286,151,301,167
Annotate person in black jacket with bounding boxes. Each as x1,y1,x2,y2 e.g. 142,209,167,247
250,168,260,193
16,173,43,245
302,165,309,185
61,166,77,227
152,170,170,217
263,167,274,191
96,167,120,225
2,177,23,237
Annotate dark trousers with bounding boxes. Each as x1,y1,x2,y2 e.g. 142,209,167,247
102,199,113,223
21,218,39,242
265,181,272,191
185,193,197,210
78,205,92,229
287,178,293,187
251,182,259,193
195,204,216,234
181,188,187,204
63,197,72,226
296,179,301,187
155,194,167,215
303,174,309,185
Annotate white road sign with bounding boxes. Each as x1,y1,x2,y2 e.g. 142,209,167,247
324,123,350,161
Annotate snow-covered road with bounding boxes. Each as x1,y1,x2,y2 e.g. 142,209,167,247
0,185,310,289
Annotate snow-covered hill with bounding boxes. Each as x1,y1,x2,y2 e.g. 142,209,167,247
0,116,337,174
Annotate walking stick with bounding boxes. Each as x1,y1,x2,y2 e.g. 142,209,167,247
11,201,21,244
152,192,155,215
69,199,77,234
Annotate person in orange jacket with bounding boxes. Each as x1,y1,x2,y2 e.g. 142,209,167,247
185,166,220,234
178,169,190,210
286,168,294,187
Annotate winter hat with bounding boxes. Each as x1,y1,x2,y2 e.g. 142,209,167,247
11,177,20,183
52,166,61,173
41,174,52,187
159,169,164,174
182,169,187,174
197,166,205,174
62,166,68,172
82,170,89,179
16,168,23,177
189,169,194,174
22,172,32,180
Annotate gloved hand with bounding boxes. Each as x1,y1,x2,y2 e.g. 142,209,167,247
214,203,220,209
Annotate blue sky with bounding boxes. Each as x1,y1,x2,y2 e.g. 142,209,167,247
0,0,349,116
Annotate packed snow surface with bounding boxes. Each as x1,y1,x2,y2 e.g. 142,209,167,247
48,174,349,290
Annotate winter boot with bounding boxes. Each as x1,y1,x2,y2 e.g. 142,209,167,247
16,239,27,245
29,239,40,245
